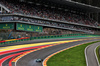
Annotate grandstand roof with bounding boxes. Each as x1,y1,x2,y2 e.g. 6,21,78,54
42,0,100,13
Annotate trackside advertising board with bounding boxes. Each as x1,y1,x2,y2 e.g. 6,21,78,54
16,23,26,31
26,24,34,32
34,25,43,32
0,23,14,29
16,23,43,32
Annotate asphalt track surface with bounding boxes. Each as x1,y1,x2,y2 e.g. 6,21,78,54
0,37,99,47
16,39,100,66
85,42,100,66
1,37,100,66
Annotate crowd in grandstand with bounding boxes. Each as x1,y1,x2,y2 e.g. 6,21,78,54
0,16,97,34
0,28,85,40
43,28,85,36
0,0,99,27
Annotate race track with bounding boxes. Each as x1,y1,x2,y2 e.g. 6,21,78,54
85,42,100,66
0,37,100,66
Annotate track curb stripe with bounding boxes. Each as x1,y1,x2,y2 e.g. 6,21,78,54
42,41,95,66
14,40,83,66
0,45,52,66
13,44,59,62
14,38,96,65
0,45,53,55
0,40,80,66
1,38,99,66
0,39,83,52
12,45,52,62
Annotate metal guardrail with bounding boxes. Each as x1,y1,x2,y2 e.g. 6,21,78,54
0,34,100,45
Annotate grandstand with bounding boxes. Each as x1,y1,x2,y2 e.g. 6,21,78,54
0,0,100,39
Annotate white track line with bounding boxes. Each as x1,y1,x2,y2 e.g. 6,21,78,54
85,44,90,66
85,43,100,66
43,41,94,66
94,45,100,66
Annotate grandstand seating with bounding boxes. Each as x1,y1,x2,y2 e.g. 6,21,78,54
0,16,97,33
0,0,99,27
0,0,100,35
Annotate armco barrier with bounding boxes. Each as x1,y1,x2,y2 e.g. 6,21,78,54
0,37,30,45
0,40,6,43
0,34,100,45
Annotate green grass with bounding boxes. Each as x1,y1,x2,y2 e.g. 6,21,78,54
96,45,100,64
47,41,100,66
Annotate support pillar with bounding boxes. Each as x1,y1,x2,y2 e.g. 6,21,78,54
0,7,3,13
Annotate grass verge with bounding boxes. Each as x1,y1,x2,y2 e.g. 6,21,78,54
96,45,100,64
47,41,100,66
